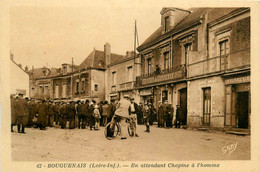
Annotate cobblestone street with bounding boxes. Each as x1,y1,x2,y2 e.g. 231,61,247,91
11,125,250,161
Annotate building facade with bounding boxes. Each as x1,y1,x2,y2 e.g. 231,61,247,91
106,51,141,102
10,55,29,97
136,7,250,130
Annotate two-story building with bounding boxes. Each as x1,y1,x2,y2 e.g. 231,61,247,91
136,7,250,130
106,51,141,102
187,8,250,130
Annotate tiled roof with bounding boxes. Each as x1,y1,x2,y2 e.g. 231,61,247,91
137,8,243,51
78,49,124,70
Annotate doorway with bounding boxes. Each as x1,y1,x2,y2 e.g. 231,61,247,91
236,92,249,128
179,88,187,125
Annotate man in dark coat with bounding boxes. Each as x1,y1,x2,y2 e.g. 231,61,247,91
76,100,83,129
166,104,174,128
49,101,55,127
87,101,95,130
143,103,151,132
37,100,48,130
81,100,89,129
16,96,28,133
59,102,67,129
67,101,75,129
175,105,181,128
137,102,143,125
11,95,17,132
157,101,164,127
107,100,116,123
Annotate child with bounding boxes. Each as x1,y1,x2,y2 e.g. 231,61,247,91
93,105,101,130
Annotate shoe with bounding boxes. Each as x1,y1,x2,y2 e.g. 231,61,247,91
135,134,139,137
20,132,26,134
147,130,150,133
121,137,127,140
11,130,14,132
144,130,147,132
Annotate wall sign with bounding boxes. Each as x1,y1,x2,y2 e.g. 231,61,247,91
225,76,250,85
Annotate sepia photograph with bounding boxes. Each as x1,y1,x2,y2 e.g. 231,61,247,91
1,0,259,171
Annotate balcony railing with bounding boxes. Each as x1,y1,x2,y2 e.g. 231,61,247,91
111,85,117,93
136,65,186,87
119,81,135,91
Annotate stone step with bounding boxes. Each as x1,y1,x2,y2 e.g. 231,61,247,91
197,128,210,131
225,131,250,136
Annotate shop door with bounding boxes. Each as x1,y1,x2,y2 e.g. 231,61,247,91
203,88,211,125
236,92,249,128
179,88,187,125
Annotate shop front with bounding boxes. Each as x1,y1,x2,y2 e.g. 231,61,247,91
224,74,250,129
139,88,153,105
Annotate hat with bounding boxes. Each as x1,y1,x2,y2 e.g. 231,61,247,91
90,102,94,105
130,97,134,100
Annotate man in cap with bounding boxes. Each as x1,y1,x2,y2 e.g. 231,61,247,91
111,95,131,139
130,97,139,137
157,101,164,127
16,96,28,133
143,103,151,132
67,100,76,129
137,102,143,125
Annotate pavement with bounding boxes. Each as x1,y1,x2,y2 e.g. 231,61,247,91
11,125,250,161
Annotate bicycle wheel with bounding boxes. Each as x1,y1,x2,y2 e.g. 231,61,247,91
127,123,134,137
104,122,120,140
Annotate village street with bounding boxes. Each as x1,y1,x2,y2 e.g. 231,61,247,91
11,125,250,161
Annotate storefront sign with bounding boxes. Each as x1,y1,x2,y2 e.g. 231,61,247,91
140,89,153,96
225,76,250,85
142,70,183,85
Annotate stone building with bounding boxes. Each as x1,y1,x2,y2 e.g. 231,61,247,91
136,7,250,130
28,67,60,99
186,8,250,130
105,50,141,102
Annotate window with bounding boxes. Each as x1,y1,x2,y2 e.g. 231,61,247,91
147,58,152,74
164,52,170,70
162,90,168,103
63,66,67,74
94,84,98,91
76,81,79,93
184,43,192,65
40,86,44,94
164,16,170,32
112,72,117,85
219,40,229,70
82,80,85,92
127,66,133,81
62,83,66,98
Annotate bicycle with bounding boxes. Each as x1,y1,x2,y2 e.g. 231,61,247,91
104,115,135,140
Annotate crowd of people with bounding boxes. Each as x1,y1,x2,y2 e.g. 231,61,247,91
11,93,185,135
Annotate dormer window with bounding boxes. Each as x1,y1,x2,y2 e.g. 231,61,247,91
164,16,170,32
63,66,67,74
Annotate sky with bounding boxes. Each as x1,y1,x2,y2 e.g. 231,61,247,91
10,2,171,69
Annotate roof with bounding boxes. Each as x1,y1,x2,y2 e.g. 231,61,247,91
28,67,60,79
10,59,28,75
137,8,243,51
78,49,124,70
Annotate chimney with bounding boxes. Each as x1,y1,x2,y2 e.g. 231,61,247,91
126,51,134,58
104,43,111,65
25,65,28,72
